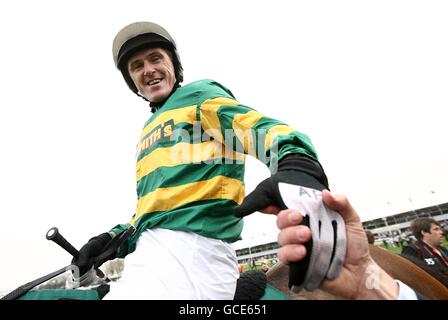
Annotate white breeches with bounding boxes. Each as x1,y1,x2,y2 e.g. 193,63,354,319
103,228,239,300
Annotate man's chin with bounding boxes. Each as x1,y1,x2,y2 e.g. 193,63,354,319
147,91,170,103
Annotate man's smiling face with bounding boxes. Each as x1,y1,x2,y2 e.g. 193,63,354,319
127,47,176,103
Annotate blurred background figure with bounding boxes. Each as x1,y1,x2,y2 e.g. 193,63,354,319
401,217,448,287
261,259,270,273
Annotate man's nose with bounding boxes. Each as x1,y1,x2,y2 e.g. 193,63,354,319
143,61,155,76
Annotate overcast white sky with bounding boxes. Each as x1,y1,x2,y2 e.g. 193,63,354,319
1,0,447,292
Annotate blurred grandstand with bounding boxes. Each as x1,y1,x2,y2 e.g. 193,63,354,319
362,202,448,245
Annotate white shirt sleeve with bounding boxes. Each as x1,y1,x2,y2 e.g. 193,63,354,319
395,280,418,300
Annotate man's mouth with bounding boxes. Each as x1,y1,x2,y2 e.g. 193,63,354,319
147,79,162,86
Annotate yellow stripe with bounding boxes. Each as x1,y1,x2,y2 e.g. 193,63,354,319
232,110,264,130
232,110,264,155
136,140,245,181
200,97,239,143
264,125,295,149
139,105,197,140
132,176,245,224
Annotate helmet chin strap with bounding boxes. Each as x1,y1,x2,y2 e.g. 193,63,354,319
137,92,150,102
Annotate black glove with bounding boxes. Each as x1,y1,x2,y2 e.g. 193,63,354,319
234,153,329,217
73,232,115,276
234,154,346,292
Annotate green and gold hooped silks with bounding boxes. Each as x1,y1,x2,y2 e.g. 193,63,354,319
110,79,320,257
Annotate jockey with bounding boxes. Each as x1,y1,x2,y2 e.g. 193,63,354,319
73,21,339,299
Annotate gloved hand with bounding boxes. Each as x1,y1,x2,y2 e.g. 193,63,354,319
73,232,115,276
234,153,329,217
234,154,346,292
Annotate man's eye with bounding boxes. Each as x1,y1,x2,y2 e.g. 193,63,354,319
151,56,162,63
131,63,143,71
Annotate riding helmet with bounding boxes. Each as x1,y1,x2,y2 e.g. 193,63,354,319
112,21,183,96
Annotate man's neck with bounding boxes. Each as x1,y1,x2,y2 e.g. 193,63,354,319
421,239,438,250
149,83,180,113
